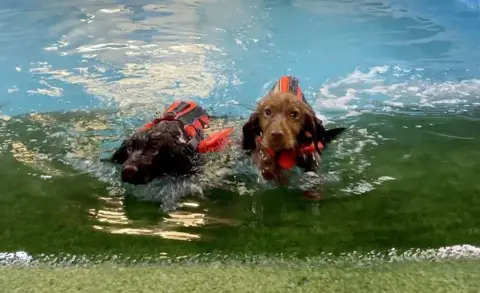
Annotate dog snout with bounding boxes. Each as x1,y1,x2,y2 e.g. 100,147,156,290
270,130,284,139
122,165,138,177
266,128,288,150
265,122,295,150
121,165,142,184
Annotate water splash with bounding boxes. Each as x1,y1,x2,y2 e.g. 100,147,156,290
3,244,480,267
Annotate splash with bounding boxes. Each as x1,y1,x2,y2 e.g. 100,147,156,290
2,244,480,267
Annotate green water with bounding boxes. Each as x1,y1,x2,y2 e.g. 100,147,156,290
1,110,479,258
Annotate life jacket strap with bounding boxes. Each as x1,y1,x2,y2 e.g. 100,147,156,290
186,138,200,153
185,124,204,153
140,100,231,154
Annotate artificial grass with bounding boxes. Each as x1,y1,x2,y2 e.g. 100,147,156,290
2,260,480,293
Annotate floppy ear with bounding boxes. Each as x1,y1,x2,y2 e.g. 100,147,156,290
324,127,346,145
103,140,129,164
300,111,325,155
241,112,261,151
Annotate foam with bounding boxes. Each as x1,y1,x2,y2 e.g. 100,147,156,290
2,244,480,267
315,66,480,117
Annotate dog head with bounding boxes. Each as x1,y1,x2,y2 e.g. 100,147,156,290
242,91,346,154
241,92,321,151
110,120,196,185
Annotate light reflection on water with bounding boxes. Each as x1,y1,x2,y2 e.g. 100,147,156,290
88,193,243,241
89,196,203,241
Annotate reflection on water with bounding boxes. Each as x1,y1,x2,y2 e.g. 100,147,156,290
10,141,64,178
32,1,220,112
88,194,242,241
88,196,202,241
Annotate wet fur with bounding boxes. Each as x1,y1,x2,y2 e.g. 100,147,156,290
107,120,203,185
242,91,346,180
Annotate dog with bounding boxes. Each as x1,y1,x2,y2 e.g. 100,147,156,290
241,76,346,182
105,101,233,185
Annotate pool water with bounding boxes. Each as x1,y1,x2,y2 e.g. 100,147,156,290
1,0,480,261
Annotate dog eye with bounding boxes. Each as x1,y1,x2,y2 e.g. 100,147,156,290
149,147,158,154
264,108,272,116
290,111,299,119
127,147,133,153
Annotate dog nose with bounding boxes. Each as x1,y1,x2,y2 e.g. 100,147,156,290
121,165,138,181
271,130,284,139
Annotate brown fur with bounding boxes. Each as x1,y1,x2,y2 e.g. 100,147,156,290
242,89,346,182
250,91,320,151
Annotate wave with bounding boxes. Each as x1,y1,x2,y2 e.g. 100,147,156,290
457,0,480,9
314,65,480,119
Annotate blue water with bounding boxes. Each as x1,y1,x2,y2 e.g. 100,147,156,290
2,0,480,119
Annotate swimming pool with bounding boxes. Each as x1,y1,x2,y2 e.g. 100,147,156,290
1,0,480,263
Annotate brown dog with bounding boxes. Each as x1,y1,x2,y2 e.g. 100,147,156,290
241,76,345,182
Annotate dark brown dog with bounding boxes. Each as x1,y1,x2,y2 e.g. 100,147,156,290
108,119,202,185
241,76,345,181
104,101,233,185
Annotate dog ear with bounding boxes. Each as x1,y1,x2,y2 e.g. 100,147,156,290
241,112,261,151
324,127,346,145
301,112,325,155
106,140,129,164
301,110,346,145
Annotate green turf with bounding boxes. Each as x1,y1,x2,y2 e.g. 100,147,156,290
2,260,480,292
0,111,479,259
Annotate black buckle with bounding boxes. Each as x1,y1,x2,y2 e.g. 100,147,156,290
195,126,204,140
186,138,199,153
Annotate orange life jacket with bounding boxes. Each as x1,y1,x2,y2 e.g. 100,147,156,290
270,75,305,101
141,101,233,153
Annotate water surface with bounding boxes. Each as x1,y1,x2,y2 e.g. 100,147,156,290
1,0,480,260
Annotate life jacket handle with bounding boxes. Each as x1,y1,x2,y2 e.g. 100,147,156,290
197,127,234,153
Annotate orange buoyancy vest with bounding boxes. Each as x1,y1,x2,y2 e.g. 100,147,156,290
141,100,233,153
